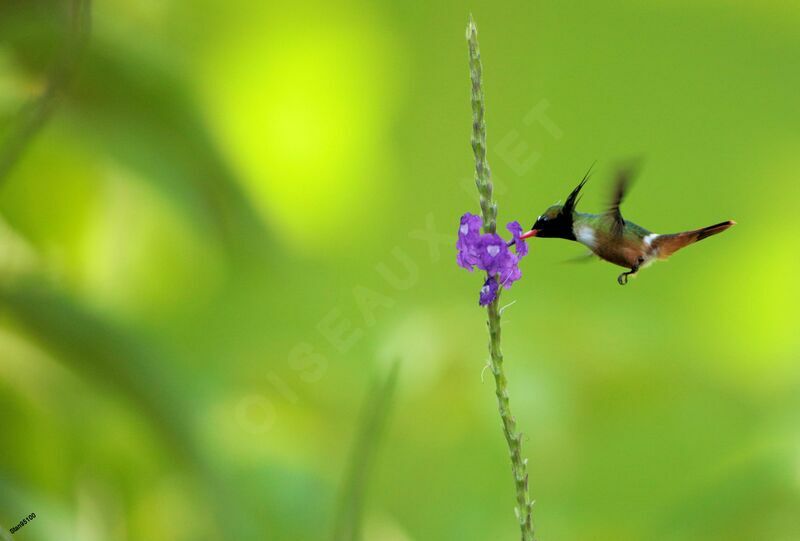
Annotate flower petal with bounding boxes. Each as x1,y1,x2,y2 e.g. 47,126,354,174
478,234,509,273
479,276,499,305
507,221,529,257
456,213,485,269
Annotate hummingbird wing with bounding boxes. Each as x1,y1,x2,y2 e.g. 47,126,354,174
605,163,638,237
561,251,598,264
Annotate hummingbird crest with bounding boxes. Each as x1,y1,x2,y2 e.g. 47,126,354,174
561,163,594,217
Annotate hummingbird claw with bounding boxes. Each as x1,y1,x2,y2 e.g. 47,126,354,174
618,258,642,286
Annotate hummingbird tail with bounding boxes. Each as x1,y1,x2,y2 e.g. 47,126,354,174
653,220,736,258
694,220,737,241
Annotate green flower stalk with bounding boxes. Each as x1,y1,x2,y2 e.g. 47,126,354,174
466,16,536,541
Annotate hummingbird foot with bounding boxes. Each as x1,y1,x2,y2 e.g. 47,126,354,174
618,258,644,285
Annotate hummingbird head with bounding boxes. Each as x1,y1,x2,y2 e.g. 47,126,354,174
520,172,590,241
522,205,575,240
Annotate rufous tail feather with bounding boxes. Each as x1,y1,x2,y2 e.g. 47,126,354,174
652,220,736,259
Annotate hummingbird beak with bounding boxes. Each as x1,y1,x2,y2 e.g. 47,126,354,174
520,229,538,240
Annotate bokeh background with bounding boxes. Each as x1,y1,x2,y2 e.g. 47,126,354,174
1,1,799,540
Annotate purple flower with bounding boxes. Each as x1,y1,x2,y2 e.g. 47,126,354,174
507,221,528,257
456,213,483,270
498,261,521,289
456,213,531,305
477,233,511,275
479,276,499,306
457,213,482,245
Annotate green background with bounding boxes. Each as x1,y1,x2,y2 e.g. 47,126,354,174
1,1,798,539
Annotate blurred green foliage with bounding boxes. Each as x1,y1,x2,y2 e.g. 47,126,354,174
0,1,799,540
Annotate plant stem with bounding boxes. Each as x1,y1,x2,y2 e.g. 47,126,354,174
466,16,535,541
0,0,91,187
331,362,400,541
466,17,497,234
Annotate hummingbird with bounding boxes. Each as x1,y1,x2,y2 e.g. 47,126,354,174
518,166,736,285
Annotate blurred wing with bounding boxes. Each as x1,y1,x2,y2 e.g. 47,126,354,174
562,251,598,264
605,164,638,237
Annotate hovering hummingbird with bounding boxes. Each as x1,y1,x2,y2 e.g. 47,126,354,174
518,166,736,285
